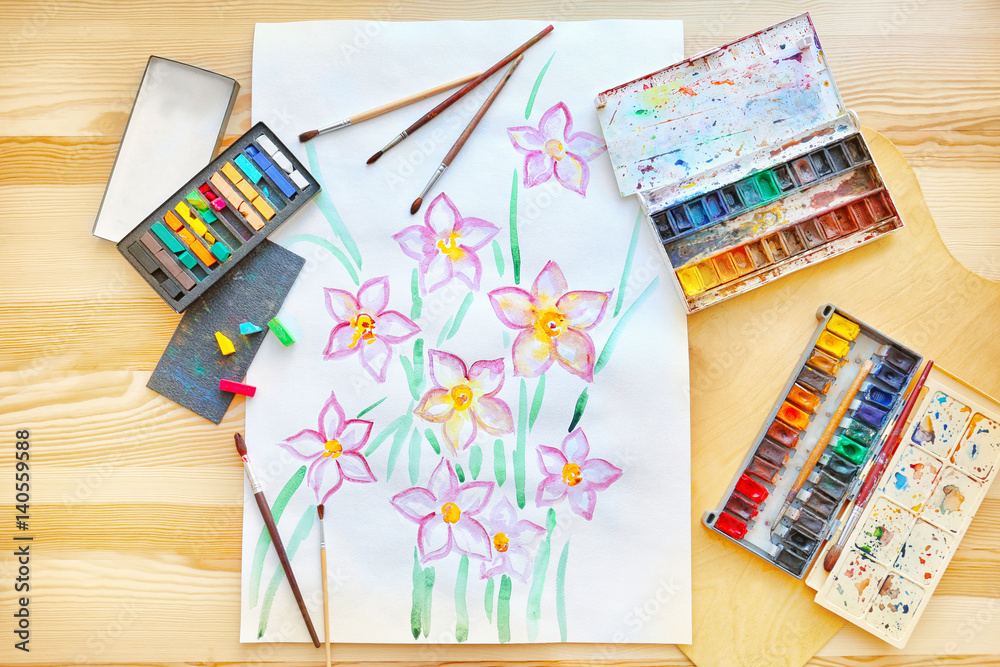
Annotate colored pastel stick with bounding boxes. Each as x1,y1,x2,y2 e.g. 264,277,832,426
265,165,297,198
239,321,263,335
210,242,231,262
175,202,215,245
151,222,185,253
186,190,218,222
268,317,295,346
210,172,266,231
220,379,256,396
174,224,218,267
234,153,263,183
215,331,235,355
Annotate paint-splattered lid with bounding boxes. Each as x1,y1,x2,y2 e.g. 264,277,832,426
595,13,852,199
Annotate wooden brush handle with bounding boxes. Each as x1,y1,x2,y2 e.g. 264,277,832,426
255,492,321,647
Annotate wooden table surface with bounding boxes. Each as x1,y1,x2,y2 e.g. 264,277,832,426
1,1,998,665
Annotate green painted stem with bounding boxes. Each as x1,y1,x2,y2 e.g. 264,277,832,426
515,379,527,509
595,277,660,375
455,555,470,642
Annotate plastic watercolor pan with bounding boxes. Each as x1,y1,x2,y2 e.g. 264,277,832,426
704,304,921,579
116,122,320,312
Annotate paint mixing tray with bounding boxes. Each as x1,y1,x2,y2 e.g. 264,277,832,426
595,13,904,313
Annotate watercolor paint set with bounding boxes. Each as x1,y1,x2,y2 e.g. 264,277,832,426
704,305,922,577
594,14,904,313
116,122,320,312
807,366,1000,647
703,304,1000,647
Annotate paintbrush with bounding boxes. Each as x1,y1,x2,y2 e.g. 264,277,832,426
367,24,553,164
317,504,331,667
299,72,482,142
822,360,934,571
235,433,321,648
773,357,876,529
410,55,523,215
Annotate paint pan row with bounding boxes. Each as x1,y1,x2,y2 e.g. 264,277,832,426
652,135,870,242
814,374,1000,648
676,189,895,297
705,306,920,579
116,122,320,312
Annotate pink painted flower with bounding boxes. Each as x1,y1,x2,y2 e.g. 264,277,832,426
480,497,546,582
278,390,377,504
507,101,607,196
392,193,500,295
324,276,420,383
488,260,611,381
536,428,622,521
391,459,494,563
413,350,513,454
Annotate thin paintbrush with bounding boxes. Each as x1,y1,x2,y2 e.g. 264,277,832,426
410,55,523,214
235,433,321,648
823,360,934,571
772,358,875,529
299,72,482,142
318,504,331,667
367,24,553,164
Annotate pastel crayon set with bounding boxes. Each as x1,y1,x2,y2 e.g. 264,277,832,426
705,306,921,578
594,14,903,313
704,305,1000,647
116,122,320,312
809,366,1000,647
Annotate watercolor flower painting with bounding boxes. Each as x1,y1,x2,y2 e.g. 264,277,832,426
324,276,420,382
506,101,607,197
278,391,377,504
393,193,500,295
489,260,611,381
480,497,546,582
392,459,495,563
536,429,622,520
413,350,513,454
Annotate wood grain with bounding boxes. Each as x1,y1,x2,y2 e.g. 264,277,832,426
0,2,998,666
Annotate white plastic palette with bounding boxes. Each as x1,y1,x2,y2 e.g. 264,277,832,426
812,366,1000,648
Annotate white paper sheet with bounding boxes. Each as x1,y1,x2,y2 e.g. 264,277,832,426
244,19,689,644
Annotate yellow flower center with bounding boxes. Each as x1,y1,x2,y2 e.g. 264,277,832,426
493,532,510,553
347,313,377,349
543,139,565,161
436,233,464,258
322,439,343,458
536,310,566,339
562,462,583,487
441,502,461,524
450,384,474,411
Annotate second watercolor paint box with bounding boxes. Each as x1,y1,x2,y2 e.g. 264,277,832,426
116,122,320,312
594,14,903,313
703,305,1000,648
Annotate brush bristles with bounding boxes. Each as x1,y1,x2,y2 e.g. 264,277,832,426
299,129,319,142
366,150,382,165
410,198,423,215
823,544,843,571
234,433,247,456
317,504,325,520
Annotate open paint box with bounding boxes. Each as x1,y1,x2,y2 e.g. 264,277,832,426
595,13,904,313
704,304,1000,648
